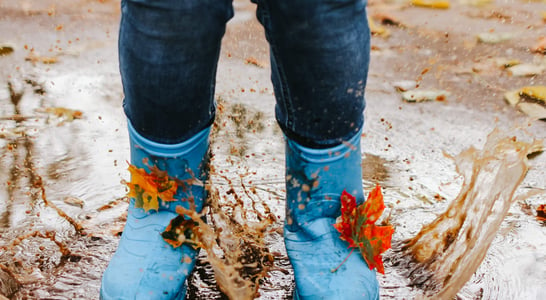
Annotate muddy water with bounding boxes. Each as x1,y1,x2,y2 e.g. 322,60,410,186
391,128,544,299
1,0,546,299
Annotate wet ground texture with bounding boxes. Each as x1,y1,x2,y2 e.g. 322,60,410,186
0,0,545,299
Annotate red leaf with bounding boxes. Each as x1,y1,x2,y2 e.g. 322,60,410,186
333,185,394,274
334,191,359,247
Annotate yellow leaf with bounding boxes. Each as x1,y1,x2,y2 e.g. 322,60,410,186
369,18,390,38
44,107,83,121
141,192,160,212
25,53,58,64
126,164,178,212
411,0,450,9
521,86,546,103
460,0,494,6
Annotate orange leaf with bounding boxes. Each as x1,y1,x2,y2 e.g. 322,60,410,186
126,164,178,212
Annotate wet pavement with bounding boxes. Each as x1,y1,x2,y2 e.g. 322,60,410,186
0,0,545,299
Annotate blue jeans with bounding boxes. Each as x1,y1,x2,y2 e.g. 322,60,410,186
120,0,370,148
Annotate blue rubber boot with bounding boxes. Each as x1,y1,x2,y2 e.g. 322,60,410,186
100,122,210,300
284,131,380,300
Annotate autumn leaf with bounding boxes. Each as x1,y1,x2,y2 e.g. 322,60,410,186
411,0,450,9
126,164,178,212
25,52,58,64
161,214,201,249
333,185,394,274
369,18,390,38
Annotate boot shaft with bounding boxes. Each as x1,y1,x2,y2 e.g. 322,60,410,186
285,130,364,232
128,121,210,214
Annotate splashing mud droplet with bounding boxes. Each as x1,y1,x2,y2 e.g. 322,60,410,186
391,127,544,299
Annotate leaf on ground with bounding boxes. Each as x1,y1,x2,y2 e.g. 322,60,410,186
126,164,178,212
507,63,545,77
468,57,520,74
521,86,546,102
333,185,394,274
0,127,25,139
460,0,494,6
369,18,390,38
477,32,513,44
401,89,450,102
494,58,521,69
393,80,418,92
46,107,82,120
411,0,450,9
36,107,83,124
371,12,404,27
504,86,546,119
25,53,58,64
63,196,84,208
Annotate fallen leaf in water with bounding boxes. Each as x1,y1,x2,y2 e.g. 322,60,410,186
36,107,83,124
369,18,390,38
521,86,546,101
470,57,521,74
411,0,450,9
504,86,546,119
0,127,25,139
507,63,545,77
494,58,521,69
333,186,394,274
63,196,84,208
401,89,450,102
393,80,418,92
477,32,513,44
25,53,58,64
537,204,546,222
460,0,494,6
46,107,82,119
126,164,178,212
531,36,546,54
454,57,521,75
371,12,403,27
541,11,546,22
0,44,15,56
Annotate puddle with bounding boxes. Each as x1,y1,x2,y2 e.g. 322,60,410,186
0,0,545,299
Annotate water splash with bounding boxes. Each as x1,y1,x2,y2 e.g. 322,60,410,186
393,127,544,299
179,178,277,300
